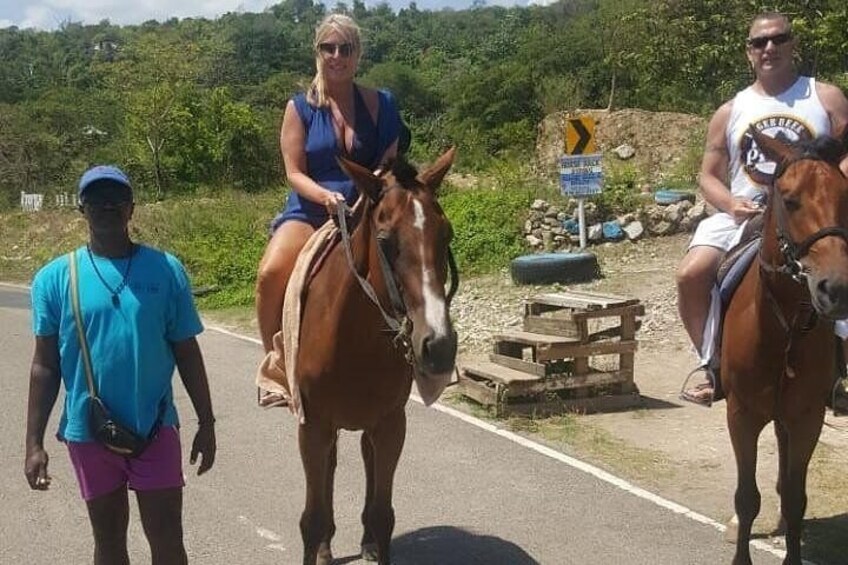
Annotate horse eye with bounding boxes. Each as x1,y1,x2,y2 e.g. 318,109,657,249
784,198,800,212
377,232,399,262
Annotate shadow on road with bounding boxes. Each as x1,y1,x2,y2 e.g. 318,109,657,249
801,512,848,565
637,395,683,410
332,525,538,564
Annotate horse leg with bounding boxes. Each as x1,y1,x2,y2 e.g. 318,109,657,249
727,404,766,565
317,436,338,565
780,413,824,565
771,422,788,536
360,432,378,561
363,407,407,565
298,421,335,565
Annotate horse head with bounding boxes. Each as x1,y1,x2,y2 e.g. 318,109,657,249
339,148,459,405
751,126,848,318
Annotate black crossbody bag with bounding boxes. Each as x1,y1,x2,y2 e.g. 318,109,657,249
69,251,162,458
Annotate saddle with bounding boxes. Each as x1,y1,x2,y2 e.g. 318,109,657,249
704,214,765,401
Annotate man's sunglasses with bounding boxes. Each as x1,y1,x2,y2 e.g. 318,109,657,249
746,32,792,49
318,42,353,58
82,191,132,207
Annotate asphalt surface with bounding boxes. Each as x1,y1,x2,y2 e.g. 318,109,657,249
0,284,783,564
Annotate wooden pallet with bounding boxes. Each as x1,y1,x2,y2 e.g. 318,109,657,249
458,290,644,416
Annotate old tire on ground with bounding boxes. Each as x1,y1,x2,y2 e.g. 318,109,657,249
654,189,695,206
510,252,600,285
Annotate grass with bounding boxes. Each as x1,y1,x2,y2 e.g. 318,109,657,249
1,170,534,301
443,393,676,489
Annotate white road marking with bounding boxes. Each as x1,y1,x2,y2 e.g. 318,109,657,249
408,393,805,564
206,325,805,563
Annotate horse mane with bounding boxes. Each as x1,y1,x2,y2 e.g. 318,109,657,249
775,135,846,178
382,157,420,188
800,136,845,167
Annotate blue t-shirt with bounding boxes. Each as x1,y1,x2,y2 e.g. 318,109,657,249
30,244,203,442
272,86,402,231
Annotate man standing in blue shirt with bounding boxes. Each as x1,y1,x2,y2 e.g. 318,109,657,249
24,165,216,564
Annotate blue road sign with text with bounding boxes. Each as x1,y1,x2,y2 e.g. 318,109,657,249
560,153,603,197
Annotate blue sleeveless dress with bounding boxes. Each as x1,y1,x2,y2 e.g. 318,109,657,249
271,87,401,231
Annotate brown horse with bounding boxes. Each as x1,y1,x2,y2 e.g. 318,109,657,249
721,129,848,565
294,148,458,565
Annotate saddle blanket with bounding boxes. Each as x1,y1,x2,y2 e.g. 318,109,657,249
255,218,341,424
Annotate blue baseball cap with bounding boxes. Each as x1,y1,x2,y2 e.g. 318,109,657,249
78,165,133,198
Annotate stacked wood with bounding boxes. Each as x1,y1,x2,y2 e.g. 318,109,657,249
458,291,644,416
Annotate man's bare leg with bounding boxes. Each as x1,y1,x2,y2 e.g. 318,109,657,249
676,245,724,403
676,245,724,354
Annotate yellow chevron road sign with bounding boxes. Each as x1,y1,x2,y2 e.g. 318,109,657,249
564,116,596,155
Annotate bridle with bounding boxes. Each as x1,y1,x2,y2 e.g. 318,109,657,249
335,197,459,365
761,156,848,284
754,155,848,410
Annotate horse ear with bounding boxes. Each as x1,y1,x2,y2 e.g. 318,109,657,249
748,126,798,169
418,147,456,193
337,155,382,202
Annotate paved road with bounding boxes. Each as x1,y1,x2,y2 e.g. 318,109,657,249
0,284,782,564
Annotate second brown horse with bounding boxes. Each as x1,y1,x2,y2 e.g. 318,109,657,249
722,129,848,565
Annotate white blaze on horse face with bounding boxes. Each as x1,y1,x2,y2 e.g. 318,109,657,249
413,198,426,231
421,262,449,337
413,197,449,337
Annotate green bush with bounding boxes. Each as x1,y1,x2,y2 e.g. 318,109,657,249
594,163,644,219
441,181,530,275
132,189,283,308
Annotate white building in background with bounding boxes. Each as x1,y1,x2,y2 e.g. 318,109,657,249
20,192,43,212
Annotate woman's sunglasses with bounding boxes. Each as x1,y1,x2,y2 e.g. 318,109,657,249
746,32,792,50
318,42,354,58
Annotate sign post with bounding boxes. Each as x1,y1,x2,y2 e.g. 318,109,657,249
560,117,603,250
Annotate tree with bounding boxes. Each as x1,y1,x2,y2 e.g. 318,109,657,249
97,30,207,198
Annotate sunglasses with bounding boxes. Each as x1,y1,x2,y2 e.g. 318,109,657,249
82,190,132,207
318,42,354,58
746,32,792,49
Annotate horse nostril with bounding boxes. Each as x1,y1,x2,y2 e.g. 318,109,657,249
817,278,848,307
421,335,433,358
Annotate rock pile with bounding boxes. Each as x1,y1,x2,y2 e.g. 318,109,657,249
523,197,709,250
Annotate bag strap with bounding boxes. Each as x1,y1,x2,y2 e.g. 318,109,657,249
69,250,99,399
69,249,166,436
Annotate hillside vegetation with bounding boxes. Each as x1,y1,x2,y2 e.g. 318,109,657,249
2,0,847,208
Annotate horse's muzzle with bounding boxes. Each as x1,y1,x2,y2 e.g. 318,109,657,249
810,275,848,319
419,330,458,375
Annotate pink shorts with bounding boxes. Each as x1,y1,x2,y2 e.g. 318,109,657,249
66,426,184,501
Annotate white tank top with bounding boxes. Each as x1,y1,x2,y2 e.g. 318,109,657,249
726,76,831,199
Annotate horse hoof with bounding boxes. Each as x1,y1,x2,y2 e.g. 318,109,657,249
361,542,379,561
771,516,787,536
317,542,333,565
724,515,739,544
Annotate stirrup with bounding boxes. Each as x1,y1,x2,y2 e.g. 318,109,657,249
830,380,848,417
679,365,716,408
257,387,290,409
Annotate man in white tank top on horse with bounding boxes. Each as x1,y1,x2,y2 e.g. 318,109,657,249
676,11,848,411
